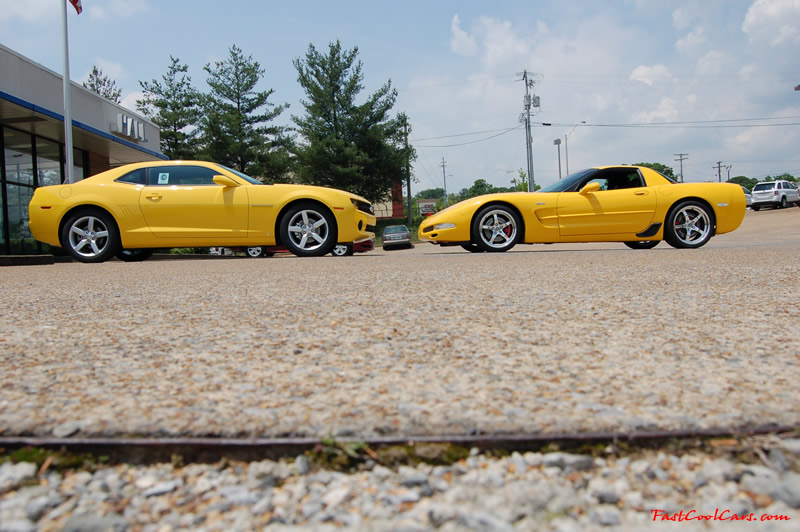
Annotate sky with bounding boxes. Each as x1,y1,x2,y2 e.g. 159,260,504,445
1,0,799,195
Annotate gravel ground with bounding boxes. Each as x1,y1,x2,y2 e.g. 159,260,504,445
1,208,799,530
1,209,798,440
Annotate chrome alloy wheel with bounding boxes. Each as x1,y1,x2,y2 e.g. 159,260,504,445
477,209,518,249
67,215,111,259
671,204,711,246
286,209,330,253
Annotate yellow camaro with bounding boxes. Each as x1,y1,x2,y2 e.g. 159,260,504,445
28,160,376,262
419,166,746,252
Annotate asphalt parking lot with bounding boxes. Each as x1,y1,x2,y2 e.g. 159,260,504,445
1,208,799,441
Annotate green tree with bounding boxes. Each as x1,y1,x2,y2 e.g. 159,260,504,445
83,65,121,103
292,40,411,203
729,176,757,190
511,169,528,192
631,162,677,181
416,187,444,199
137,57,201,159
201,45,291,180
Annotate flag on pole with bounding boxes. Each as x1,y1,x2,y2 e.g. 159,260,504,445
69,0,82,15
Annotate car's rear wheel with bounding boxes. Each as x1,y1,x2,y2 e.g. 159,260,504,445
116,249,153,262
60,210,120,263
279,202,337,257
332,244,354,256
664,201,714,249
624,240,659,250
471,205,521,252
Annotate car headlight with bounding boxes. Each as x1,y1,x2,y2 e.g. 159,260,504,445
434,223,456,230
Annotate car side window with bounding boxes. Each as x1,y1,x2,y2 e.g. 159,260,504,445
116,168,147,185
147,166,219,186
582,169,644,192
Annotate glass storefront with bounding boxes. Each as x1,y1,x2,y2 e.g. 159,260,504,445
1,125,86,255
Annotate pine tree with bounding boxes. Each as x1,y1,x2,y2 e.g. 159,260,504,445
292,41,412,203
83,65,122,103
137,57,201,160
200,45,290,180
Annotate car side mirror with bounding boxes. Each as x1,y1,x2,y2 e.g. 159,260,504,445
213,175,239,187
579,181,601,195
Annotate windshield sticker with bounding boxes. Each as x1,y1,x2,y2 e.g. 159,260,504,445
157,173,169,185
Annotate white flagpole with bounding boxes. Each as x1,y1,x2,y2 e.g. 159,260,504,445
61,0,74,184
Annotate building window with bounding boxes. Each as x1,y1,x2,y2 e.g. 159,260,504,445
37,137,61,186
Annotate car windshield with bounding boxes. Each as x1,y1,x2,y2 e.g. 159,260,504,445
538,169,598,192
384,226,408,234
218,164,264,185
753,183,775,191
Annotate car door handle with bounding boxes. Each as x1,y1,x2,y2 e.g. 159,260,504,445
634,191,649,196
145,193,162,200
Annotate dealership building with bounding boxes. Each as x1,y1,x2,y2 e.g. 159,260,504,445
0,44,164,256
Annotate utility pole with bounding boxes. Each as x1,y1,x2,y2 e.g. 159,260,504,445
674,153,688,183
404,116,412,226
725,165,732,181
714,161,723,182
517,70,540,191
441,157,448,207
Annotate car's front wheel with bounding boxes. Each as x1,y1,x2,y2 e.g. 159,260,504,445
60,210,120,263
246,247,266,258
332,244,354,256
471,205,521,252
624,240,659,250
664,201,715,249
779,196,787,208
116,249,153,262
279,203,337,257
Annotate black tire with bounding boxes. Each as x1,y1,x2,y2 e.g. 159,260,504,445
279,202,337,257
332,244,354,256
116,249,154,262
60,209,120,263
471,205,521,252
752,205,760,211
664,201,715,249
460,243,484,253
624,240,659,250
779,196,787,209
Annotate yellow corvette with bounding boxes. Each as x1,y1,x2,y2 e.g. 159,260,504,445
28,160,376,262
419,166,746,251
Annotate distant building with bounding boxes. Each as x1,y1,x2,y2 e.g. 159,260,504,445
1,44,165,256
372,180,404,219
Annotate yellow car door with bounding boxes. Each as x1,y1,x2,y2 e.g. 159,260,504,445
557,176,656,236
139,165,249,239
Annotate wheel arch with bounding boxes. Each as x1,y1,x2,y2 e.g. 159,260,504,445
58,204,122,248
664,196,717,236
469,200,526,242
273,198,338,247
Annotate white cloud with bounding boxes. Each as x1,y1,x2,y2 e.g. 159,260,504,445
0,0,57,23
742,0,800,46
676,27,707,52
672,7,692,30
120,91,144,113
629,65,672,86
695,51,733,75
88,0,152,21
633,97,680,123
450,15,477,57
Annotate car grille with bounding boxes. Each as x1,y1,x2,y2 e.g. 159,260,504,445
365,224,376,234
353,200,374,215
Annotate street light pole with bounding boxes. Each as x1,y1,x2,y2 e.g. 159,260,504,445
553,138,562,179
564,121,585,176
